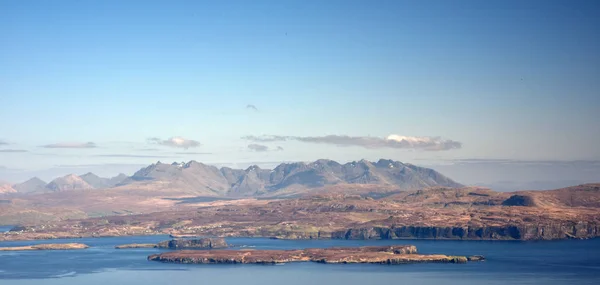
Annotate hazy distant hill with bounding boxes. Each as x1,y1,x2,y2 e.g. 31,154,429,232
122,161,233,195
12,177,47,193
80,172,128,189
108,173,128,186
120,159,463,197
46,174,94,192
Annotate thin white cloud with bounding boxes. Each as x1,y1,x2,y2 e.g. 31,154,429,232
148,137,201,149
0,140,7,146
0,149,28,153
242,134,461,151
41,142,97,149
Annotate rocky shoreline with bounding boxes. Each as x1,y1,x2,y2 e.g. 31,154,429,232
148,245,481,265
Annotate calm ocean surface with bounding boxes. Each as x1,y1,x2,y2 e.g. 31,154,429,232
0,235,599,285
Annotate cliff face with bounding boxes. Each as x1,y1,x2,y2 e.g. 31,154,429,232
329,223,599,240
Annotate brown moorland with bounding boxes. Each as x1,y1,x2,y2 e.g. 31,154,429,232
2,184,598,242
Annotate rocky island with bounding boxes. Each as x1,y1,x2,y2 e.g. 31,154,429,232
0,243,89,251
148,245,479,265
115,238,227,249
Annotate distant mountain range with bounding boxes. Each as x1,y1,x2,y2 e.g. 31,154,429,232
122,159,463,197
9,173,128,194
4,159,463,197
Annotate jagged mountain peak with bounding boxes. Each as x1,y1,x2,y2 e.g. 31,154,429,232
245,165,263,172
104,159,463,197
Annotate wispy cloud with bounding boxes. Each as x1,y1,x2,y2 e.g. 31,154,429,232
94,154,182,158
41,142,97,149
147,137,201,149
242,135,288,142
247,144,284,152
242,134,461,151
448,158,600,166
0,140,8,146
174,152,212,155
246,104,258,111
0,149,28,153
248,144,268,152
54,163,147,168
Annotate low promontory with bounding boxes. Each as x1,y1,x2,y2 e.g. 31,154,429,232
0,243,89,251
148,245,476,265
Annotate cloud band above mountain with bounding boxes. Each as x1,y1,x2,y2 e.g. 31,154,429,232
247,144,284,152
148,137,201,149
242,134,461,151
41,142,97,149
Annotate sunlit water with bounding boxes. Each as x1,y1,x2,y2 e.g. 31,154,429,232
0,236,599,284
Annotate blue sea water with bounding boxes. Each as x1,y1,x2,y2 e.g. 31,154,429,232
0,226,13,233
0,236,599,285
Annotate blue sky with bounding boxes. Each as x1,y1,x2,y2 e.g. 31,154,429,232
1,1,599,185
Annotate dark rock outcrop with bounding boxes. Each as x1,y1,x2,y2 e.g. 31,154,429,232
155,238,227,249
502,195,536,207
467,255,485,261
